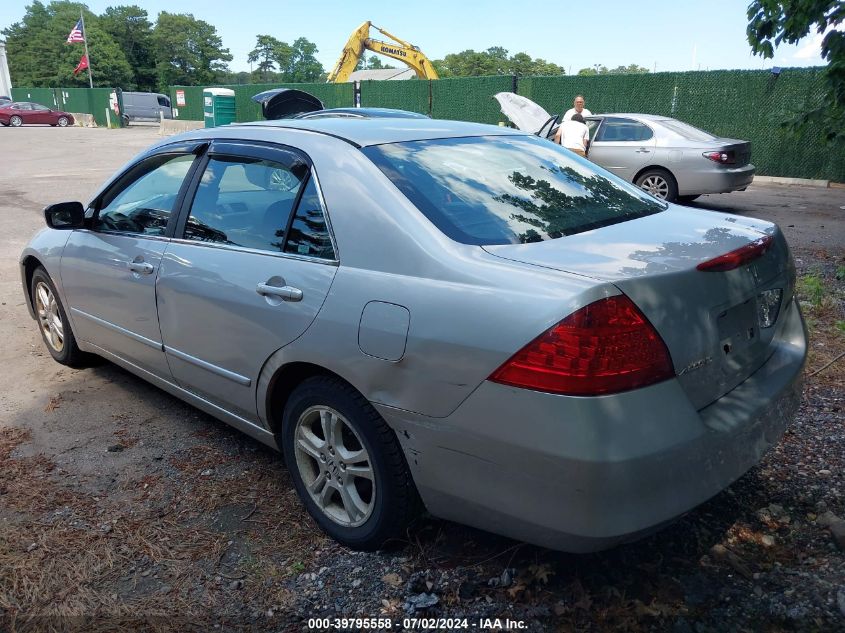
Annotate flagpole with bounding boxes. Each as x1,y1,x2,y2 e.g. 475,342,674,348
80,10,93,88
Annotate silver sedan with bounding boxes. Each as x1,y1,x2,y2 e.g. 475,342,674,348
496,93,756,203
20,118,805,552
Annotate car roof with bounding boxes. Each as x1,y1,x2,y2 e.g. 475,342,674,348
228,118,527,147
587,113,671,122
296,108,428,119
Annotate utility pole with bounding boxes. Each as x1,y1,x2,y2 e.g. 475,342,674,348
80,9,93,88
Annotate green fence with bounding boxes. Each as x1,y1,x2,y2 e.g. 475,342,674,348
11,67,844,180
518,68,843,181
11,86,116,126
170,83,354,123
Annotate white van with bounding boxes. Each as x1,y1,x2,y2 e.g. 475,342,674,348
121,92,172,124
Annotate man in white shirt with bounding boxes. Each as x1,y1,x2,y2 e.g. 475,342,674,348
562,95,592,121
554,112,590,157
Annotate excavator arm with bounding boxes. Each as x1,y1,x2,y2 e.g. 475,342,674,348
327,21,439,83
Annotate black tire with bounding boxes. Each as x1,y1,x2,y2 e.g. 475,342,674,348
30,267,86,367
121,114,130,127
635,168,678,203
281,375,420,550
10,115,22,127
677,194,701,204
57,116,69,127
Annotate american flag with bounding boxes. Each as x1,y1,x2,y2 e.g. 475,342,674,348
66,19,84,44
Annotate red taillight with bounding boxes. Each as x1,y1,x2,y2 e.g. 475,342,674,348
703,150,736,164
489,295,674,396
696,235,773,272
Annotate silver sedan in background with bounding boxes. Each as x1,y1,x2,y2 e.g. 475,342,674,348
21,118,803,553
496,93,756,203
584,114,755,203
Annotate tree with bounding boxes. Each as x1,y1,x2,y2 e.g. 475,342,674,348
577,64,649,76
100,5,156,90
3,1,133,88
747,0,844,141
281,37,323,83
248,34,289,82
152,12,232,89
355,54,395,71
435,47,564,77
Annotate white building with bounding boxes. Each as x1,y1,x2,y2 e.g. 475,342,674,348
0,41,11,97
347,68,415,82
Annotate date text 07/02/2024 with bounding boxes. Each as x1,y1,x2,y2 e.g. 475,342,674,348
306,617,528,630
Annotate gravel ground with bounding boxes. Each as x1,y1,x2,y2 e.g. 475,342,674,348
0,127,843,632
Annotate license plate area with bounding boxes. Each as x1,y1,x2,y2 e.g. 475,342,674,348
717,298,764,376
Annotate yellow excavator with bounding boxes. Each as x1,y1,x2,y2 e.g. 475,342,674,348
327,21,439,83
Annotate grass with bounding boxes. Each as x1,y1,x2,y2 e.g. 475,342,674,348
795,265,845,386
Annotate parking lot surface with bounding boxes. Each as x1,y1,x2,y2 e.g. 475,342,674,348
1,126,843,631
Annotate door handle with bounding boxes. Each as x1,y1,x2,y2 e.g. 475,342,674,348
635,148,651,153
256,282,303,302
127,260,154,275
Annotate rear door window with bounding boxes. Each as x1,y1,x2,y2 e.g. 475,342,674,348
180,145,334,258
363,134,665,245
594,117,654,142
594,118,653,142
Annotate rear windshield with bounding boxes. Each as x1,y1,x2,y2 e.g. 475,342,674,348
363,135,666,245
657,119,718,142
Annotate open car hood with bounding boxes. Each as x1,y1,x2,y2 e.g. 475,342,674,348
251,89,324,120
494,92,554,135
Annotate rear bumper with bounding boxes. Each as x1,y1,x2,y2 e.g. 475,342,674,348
382,298,806,552
678,163,755,196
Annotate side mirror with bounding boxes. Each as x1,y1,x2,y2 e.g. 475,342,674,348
44,201,85,229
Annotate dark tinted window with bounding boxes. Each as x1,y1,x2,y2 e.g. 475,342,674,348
157,96,170,107
13,103,32,110
183,154,307,252
595,118,653,142
94,153,194,235
363,135,665,245
284,178,334,259
31,103,50,111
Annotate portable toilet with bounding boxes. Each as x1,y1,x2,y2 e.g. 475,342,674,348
203,87,235,128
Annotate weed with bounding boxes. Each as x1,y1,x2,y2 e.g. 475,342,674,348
797,274,825,307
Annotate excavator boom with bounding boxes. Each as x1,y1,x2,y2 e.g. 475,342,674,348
327,21,439,83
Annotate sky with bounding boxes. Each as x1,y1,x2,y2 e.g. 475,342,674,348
0,0,833,74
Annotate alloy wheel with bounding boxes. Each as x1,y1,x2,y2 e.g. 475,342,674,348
10,116,22,127
293,405,375,527
35,281,64,353
58,117,69,127
639,175,669,199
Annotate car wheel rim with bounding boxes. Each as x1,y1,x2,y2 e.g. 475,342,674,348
640,175,669,199
58,117,68,127
35,282,64,353
11,116,21,127
294,405,375,528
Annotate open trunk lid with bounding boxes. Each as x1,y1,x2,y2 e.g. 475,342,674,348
483,206,795,409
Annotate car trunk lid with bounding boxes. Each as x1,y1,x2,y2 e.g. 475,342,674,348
483,206,794,409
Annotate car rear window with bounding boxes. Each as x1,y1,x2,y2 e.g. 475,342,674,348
363,135,665,245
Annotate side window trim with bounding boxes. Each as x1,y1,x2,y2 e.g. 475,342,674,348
302,166,339,261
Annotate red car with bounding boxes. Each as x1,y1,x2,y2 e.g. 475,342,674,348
0,102,74,127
